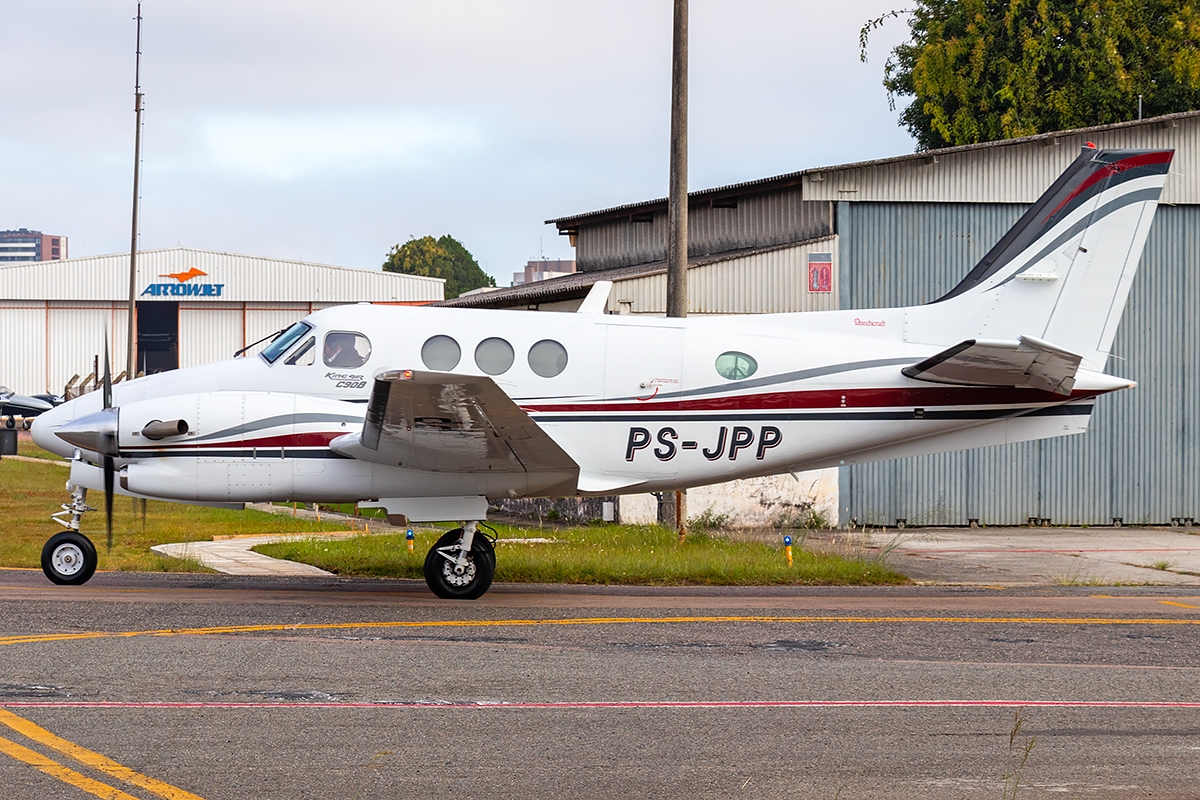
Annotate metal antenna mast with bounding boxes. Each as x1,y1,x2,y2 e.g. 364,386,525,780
126,2,144,378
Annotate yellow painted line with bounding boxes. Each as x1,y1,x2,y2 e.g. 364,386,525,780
1160,600,1200,609
2,614,1200,648
0,733,141,800
0,709,206,800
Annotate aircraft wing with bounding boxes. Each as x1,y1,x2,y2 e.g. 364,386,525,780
332,370,579,474
902,335,1082,395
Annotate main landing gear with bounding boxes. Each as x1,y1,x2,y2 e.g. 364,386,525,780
43,485,99,585
423,521,496,600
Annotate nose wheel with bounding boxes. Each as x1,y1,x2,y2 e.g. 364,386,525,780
41,531,98,585
423,523,496,599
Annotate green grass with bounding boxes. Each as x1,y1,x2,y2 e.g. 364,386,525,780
254,524,910,586
0,439,349,573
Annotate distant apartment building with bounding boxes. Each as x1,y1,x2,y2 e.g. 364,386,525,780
0,229,67,263
511,258,575,287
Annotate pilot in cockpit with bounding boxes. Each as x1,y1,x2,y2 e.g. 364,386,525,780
323,333,361,368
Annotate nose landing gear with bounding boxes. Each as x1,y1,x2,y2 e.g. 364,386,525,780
423,521,496,599
43,485,99,585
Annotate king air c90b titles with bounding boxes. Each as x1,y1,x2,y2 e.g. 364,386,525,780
31,146,1173,598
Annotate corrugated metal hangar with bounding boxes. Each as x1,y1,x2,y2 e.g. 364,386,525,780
0,247,443,396
451,111,1200,527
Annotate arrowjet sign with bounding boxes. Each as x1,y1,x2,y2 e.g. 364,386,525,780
141,267,225,297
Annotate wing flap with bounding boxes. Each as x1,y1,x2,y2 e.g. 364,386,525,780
902,335,1082,395
336,370,579,475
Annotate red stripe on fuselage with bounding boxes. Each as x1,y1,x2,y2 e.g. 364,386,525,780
122,432,343,451
521,386,1105,414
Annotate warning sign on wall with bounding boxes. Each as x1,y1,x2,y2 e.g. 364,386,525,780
807,253,832,293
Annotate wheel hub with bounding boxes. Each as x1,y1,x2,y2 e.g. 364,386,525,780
52,543,84,576
441,556,476,587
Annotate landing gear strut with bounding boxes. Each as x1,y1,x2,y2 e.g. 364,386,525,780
43,484,99,585
423,521,496,599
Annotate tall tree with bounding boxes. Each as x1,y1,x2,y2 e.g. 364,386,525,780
382,235,495,299
870,0,1200,149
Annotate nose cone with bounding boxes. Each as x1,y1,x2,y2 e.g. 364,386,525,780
52,408,119,455
30,402,73,455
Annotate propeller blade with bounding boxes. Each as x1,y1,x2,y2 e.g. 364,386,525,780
102,339,113,410
103,454,114,551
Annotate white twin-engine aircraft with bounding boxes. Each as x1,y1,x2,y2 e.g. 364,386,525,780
31,145,1173,598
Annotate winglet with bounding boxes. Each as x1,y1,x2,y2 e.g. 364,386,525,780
577,281,613,314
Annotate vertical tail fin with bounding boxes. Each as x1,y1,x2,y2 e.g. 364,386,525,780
906,146,1173,370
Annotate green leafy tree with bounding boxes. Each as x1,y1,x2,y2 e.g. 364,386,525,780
382,235,495,299
865,1,1200,149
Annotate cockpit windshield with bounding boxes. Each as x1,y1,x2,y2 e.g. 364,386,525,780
260,321,313,364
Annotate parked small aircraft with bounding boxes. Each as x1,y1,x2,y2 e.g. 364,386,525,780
31,146,1173,597
1,387,54,426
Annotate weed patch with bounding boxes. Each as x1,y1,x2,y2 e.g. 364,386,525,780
254,524,910,586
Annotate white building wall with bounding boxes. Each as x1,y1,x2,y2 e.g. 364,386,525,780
38,303,130,394
617,469,839,528
178,304,243,368
0,301,46,394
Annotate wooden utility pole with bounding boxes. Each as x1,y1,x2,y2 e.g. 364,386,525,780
666,0,688,319
666,0,688,538
127,2,144,379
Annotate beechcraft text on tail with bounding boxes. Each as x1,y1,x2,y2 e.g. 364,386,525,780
30,145,1173,598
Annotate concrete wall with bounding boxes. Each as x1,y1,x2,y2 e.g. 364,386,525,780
618,468,838,528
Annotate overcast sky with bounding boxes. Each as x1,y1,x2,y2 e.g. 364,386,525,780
2,1,915,284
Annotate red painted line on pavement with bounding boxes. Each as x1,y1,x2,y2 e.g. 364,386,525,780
2,700,1198,710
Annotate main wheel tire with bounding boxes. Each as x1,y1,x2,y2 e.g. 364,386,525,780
423,529,495,600
41,532,98,586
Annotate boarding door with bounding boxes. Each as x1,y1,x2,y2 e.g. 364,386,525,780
602,324,683,476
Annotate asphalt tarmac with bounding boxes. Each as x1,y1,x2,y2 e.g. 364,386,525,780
0,571,1197,799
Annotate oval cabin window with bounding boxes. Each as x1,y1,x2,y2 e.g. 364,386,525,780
421,335,462,370
527,339,568,378
322,332,371,368
714,351,757,381
475,338,515,375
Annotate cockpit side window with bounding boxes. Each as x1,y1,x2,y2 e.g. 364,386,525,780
284,337,316,366
260,321,312,364
323,331,372,368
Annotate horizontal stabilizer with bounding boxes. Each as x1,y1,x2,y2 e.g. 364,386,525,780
902,335,1082,395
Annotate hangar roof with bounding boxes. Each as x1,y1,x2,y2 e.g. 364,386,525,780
0,247,443,303
549,110,1200,230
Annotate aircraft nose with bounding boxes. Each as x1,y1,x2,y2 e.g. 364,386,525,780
53,408,119,455
30,402,71,453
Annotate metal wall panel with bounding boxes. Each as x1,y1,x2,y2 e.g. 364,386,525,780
46,303,129,394
0,302,47,394
0,248,444,303
576,200,834,271
179,304,243,368
606,238,839,315
839,204,1200,526
804,118,1200,205
837,202,1024,309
